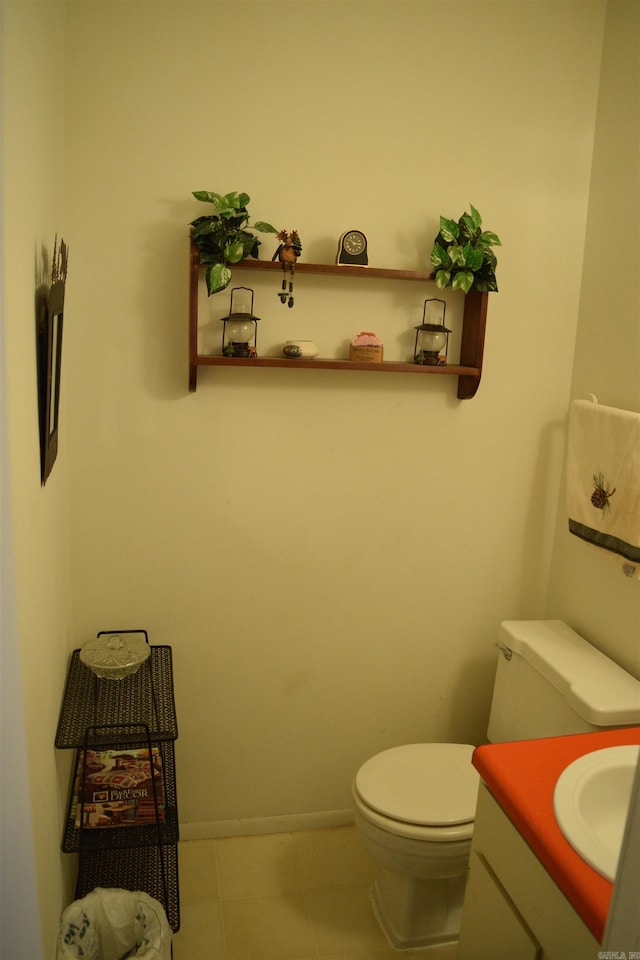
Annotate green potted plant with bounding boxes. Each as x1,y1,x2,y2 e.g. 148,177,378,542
430,205,501,293
190,190,277,295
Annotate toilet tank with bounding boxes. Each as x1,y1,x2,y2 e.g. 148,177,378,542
487,620,640,742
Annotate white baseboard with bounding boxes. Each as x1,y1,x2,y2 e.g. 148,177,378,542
179,808,354,841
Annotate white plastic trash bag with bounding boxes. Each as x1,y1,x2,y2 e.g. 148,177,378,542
57,887,171,960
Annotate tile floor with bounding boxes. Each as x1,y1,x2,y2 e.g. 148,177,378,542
172,825,458,960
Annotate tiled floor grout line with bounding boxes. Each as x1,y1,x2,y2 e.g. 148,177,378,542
300,888,323,960
211,838,228,960
289,832,323,960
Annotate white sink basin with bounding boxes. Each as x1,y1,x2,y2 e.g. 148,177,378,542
553,744,639,881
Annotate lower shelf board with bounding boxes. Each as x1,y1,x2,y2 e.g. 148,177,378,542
189,355,482,398
192,355,479,375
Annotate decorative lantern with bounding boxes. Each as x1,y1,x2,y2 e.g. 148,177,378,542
414,298,451,365
221,287,259,357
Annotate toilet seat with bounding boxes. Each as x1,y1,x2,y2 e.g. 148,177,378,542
354,743,479,838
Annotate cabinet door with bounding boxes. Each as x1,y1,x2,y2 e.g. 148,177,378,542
458,851,542,960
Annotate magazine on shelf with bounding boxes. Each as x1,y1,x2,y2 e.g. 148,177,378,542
71,747,164,828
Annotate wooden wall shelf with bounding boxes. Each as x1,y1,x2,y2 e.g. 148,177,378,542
188,242,489,398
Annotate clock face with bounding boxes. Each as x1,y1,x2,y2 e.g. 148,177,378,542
343,231,366,255
337,229,368,265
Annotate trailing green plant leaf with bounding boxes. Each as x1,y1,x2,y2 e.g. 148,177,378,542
434,268,451,288
190,190,277,295
439,217,460,243
430,242,450,268
463,243,484,271
430,205,501,293
225,242,246,264
192,190,223,205
448,244,464,265
452,270,474,293
480,231,501,247
206,263,232,296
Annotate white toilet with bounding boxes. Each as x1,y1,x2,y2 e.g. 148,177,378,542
352,620,640,951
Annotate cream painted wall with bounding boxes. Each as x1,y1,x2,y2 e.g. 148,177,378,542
546,0,640,677
1,1,76,955
61,1,606,834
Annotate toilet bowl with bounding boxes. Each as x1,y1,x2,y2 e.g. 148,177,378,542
352,743,479,950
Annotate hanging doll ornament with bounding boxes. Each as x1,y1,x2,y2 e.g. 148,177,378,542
273,229,302,307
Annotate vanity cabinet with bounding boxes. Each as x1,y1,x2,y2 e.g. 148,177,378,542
55,634,180,931
188,242,489,398
461,850,541,959
458,784,599,960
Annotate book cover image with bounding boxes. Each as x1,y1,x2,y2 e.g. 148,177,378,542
72,747,164,828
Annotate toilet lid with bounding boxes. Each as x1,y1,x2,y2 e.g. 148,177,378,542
354,743,479,827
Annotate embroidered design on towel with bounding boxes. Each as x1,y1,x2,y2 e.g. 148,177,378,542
591,473,616,514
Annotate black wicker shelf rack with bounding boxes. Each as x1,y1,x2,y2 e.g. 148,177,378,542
55,631,180,932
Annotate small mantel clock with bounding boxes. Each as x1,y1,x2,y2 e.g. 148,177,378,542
336,230,368,266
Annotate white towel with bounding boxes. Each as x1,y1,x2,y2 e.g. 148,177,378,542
567,399,640,573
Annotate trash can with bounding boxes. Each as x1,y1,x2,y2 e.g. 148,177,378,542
57,887,172,960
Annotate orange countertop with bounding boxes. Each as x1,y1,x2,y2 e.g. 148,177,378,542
472,726,640,943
